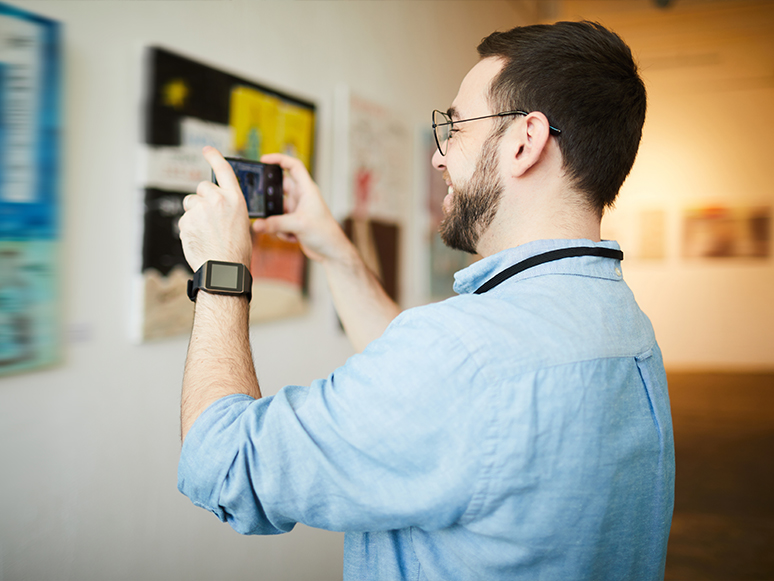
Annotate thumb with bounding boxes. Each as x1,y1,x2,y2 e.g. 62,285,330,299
252,213,301,237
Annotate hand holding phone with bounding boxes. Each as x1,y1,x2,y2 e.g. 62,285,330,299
213,158,284,218
179,147,254,273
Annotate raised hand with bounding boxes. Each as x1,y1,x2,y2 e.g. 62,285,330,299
179,146,253,272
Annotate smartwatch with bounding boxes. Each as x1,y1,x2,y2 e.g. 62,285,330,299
187,261,252,302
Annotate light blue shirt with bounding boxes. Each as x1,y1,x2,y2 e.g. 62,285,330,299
178,238,675,581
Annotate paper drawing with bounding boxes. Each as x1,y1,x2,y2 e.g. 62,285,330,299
334,89,410,304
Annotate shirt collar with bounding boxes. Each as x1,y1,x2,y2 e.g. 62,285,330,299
453,239,623,295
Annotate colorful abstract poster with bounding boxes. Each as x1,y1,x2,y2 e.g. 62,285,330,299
0,3,61,376
136,47,316,341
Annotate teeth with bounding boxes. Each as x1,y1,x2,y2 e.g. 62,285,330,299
448,185,454,196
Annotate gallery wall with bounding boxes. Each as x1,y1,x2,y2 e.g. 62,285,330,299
2,0,772,579
557,0,774,370
0,2,531,580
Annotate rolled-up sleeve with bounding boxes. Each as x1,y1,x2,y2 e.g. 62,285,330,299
178,393,289,534
177,304,496,536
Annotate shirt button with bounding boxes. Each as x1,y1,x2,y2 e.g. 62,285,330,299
615,267,622,277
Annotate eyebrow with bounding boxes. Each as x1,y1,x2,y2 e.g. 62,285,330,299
446,106,458,120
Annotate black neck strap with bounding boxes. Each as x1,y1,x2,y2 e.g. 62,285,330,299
474,247,624,294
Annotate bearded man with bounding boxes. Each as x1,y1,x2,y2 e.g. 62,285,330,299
177,20,675,581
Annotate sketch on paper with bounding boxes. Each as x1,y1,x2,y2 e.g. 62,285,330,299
334,90,411,304
136,47,316,341
0,3,61,376
683,206,770,259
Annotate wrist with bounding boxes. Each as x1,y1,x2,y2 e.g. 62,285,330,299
193,289,250,308
319,223,359,264
191,290,251,332
321,237,360,274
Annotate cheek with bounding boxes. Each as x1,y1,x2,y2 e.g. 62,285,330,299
446,152,476,189
455,140,478,168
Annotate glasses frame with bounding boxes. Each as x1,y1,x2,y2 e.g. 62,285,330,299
432,109,562,156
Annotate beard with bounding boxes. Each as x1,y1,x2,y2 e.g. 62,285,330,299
438,132,505,255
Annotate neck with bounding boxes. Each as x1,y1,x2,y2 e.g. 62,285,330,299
475,187,602,258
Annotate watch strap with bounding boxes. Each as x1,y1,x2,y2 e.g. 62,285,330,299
187,266,203,301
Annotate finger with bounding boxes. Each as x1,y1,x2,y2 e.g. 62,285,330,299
260,153,314,187
196,180,220,198
251,220,298,245
282,191,298,214
251,217,268,234
260,152,301,168
203,146,241,194
256,213,302,237
182,194,197,211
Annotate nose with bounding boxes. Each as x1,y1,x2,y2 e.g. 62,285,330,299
431,147,446,172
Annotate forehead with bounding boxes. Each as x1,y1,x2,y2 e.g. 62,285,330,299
451,57,505,118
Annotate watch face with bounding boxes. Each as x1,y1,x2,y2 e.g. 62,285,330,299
206,262,243,292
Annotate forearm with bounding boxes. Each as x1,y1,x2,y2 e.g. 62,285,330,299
181,292,261,441
323,240,401,353
252,152,401,351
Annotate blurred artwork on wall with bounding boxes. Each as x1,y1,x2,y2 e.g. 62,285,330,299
682,206,771,259
601,207,667,261
136,47,316,341
0,3,61,376
333,89,411,305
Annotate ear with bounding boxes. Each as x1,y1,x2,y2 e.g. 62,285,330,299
504,111,552,178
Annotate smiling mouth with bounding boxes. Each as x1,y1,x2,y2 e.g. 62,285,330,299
442,184,454,213
443,172,454,197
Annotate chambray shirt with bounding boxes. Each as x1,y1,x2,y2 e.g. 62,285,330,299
178,238,675,581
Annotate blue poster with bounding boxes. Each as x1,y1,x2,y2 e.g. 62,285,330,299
0,2,61,376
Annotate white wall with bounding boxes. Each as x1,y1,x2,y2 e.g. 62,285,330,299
5,1,770,578
0,2,529,580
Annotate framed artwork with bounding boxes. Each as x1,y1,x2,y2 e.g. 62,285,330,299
683,206,770,259
0,2,61,376
136,47,316,341
332,88,411,305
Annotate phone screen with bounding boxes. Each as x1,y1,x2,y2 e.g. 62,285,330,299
214,158,284,218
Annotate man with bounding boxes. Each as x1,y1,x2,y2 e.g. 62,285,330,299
177,20,675,581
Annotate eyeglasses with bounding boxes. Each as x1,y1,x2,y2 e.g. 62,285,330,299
432,109,561,156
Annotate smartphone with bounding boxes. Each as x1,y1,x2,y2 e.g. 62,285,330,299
213,157,284,218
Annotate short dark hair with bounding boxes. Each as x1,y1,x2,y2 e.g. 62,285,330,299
478,21,646,215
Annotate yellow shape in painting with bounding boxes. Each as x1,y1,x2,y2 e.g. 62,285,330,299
279,103,314,169
230,86,315,170
230,86,280,161
163,79,189,110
